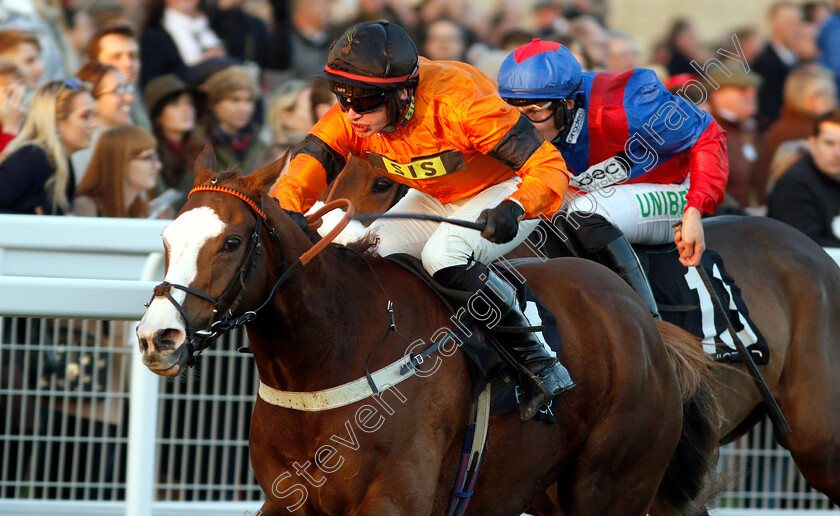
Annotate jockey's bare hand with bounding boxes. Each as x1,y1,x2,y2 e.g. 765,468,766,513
675,207,705,267
477,200,524,244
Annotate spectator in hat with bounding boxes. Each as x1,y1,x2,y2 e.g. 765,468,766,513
752,63,838,203
706,63,761,208
73,125,162,218
144,73,207,205
198,64,266,174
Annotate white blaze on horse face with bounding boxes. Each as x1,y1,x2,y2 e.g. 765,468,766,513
141,207,227,333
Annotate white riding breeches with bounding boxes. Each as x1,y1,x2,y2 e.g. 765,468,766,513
564,179,690,245
367,177,540,275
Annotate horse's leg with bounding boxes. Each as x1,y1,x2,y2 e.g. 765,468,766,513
774,307,840,504
558,440,671,516
557,368,681,515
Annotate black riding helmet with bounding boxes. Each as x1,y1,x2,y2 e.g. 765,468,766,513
316,21,420,132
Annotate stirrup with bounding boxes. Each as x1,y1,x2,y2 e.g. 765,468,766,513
517,358,575,422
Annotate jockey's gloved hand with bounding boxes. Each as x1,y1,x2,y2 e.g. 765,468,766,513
477,200,525,244
284,210,309,232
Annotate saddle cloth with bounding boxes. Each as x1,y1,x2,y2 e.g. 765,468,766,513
384,254,560,423
635,244,769,365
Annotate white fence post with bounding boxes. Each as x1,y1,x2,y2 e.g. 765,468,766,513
126,252,164,516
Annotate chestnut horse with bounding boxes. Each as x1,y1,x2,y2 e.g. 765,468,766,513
329,161,840,507
320,156,407,223
136,149,720,515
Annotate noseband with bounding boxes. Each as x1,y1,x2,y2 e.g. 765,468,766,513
147,185,289,366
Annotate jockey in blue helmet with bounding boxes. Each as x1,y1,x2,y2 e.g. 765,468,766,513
498,39,729,319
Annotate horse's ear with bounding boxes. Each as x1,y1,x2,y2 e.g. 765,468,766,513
244,149,291,197
193,145,216,186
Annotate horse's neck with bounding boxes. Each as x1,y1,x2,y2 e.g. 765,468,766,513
247,247,390,391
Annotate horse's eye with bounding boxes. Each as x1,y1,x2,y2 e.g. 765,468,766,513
371,177,394,194
223,237,241,252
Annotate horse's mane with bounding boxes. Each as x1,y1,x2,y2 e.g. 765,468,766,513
342,233,381,258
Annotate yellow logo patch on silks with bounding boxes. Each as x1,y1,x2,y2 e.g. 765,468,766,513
366,150,467,180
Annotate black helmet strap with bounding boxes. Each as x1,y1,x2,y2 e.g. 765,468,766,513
381,87,416,133
553,100,573,131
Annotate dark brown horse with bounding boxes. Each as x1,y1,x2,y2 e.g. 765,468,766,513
535,217,840,514
136,149,720,515
702,216,840,499
328,160,840,507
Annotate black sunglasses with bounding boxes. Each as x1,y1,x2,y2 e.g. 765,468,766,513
336,92,388,114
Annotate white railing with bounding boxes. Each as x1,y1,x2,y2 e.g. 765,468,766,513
0,214,837,514
0,215,261,515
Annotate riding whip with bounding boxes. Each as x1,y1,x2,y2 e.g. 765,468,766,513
354,213,486,231
673,222,792,436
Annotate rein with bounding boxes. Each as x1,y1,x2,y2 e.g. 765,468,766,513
146,184,354,366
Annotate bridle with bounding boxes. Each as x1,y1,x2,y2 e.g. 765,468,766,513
146,184,355,367
147,185,288,366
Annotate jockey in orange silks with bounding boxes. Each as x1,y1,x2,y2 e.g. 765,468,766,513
271,21,574,421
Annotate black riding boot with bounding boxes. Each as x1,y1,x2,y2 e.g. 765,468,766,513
434,263,575,422
594,237,661,320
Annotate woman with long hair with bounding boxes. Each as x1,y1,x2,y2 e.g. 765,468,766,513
73,125,162,218
0,78,95,215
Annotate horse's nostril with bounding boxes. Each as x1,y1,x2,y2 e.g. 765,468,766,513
154,328,183,351
139,336,150,353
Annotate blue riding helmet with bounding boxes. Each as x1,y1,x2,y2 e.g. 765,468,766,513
497,39,583,101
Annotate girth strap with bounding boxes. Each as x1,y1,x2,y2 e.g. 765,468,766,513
446,383,492,516
257,338,442,411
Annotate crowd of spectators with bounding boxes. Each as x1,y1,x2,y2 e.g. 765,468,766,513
0,0,837,245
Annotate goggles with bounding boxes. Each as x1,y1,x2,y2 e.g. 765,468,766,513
336,92,389,114
509,100,557,124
